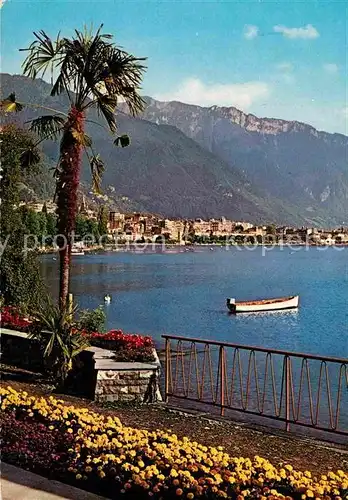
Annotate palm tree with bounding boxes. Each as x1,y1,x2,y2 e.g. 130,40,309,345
1,25,146,307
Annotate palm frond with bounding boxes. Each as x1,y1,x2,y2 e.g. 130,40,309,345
80,32,146,123
20,147,41,168
21,30,64,79
89,154,105,194
0,93,24,113
51,70,68,97
94,94,117,132
28,115,65,141
114,134,130,147
99,47,147,116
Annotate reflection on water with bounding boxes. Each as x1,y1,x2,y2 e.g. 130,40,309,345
40,247,348,358
233,309,299,318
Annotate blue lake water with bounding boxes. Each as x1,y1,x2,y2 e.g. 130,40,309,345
40,246,348,358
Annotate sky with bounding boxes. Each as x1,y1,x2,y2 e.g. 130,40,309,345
1,0,347,135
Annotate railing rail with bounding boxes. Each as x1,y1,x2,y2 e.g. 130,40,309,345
162,335,348,436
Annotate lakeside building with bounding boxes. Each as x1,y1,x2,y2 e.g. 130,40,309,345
105,211,348,244
21,201,348,244
19,201,57,214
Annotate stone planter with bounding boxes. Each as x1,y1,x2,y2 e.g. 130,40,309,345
90,346,162,403
0,329,162,404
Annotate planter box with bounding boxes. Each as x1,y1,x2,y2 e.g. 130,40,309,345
0,329,162,403
88,345,162,403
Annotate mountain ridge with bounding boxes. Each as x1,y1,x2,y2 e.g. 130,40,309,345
1,73,347,226
137,96,348,225
142,96,347,140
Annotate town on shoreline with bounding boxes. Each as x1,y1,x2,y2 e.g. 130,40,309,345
25,200,348,250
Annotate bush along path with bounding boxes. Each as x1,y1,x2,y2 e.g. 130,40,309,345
1,387,347,500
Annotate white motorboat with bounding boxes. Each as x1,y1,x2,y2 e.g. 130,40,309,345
227,295,299,313
71,246,85,256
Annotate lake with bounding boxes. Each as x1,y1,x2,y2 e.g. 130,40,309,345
40,245,348,358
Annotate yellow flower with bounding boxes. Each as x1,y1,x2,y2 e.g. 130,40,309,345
3,385,348,500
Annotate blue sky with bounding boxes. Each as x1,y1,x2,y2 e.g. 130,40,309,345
1,0,347,134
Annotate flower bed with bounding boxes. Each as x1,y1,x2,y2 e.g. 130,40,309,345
1,387,347,500
0,306,155,363
86,330,155,362
0,306,33,332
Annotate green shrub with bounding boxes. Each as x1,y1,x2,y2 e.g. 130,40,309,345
76,306,106,333
29,300,90,386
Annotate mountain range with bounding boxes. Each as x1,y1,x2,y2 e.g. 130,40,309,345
1,73,347,226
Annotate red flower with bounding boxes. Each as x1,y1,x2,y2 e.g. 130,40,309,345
0,306,32,332
1,305,155,362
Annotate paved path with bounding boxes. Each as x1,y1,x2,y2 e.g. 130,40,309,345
1,463,108,500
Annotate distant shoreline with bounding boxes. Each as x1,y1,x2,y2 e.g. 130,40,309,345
39,242,348,254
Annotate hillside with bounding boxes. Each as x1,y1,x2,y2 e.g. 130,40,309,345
139,98,348,225
1,73,347,225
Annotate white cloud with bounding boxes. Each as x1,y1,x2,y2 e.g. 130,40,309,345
155,78,270,110
273,24,319,39
243,25,259,40
323,63,339,74
276,62,293,72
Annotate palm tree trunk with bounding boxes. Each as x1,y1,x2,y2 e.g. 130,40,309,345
56,108,84,308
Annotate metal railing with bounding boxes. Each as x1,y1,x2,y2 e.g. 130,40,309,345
162,335,348,436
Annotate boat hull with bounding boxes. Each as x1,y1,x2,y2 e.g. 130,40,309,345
227,295,299,313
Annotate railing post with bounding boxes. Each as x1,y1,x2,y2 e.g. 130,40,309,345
285,355,290,432
220,346,225,416
165,337,170,403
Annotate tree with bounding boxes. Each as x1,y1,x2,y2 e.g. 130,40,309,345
187,223,196,244
98,205,109,237
37,212,48,239
46,213,57,239
75,215,90,240
266,224,276,235
86,219,100,241
0,125,47,311
23,208,41,236
2,25,146,308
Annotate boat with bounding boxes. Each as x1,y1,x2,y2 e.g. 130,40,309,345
104,294,111,304
226,295,299,313
71,246,85,256
71,249,85,256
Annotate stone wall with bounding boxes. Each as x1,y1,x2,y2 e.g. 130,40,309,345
0,329,162,404
0,329,44,372
91,345,162,403
95,367,161,403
